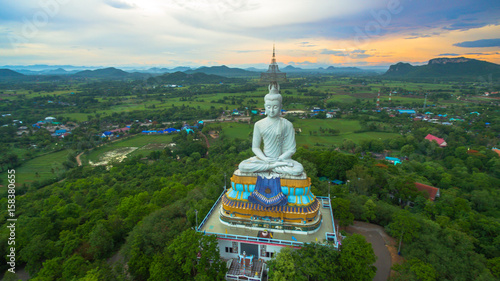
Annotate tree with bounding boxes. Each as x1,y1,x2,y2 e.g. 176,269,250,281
268,243,342,281
331,198,354,227
362,199,377,222
401,144,415,156
338,234,377,281
392,258,437,281
32,257,64,280
346,165,375,195
267,247,302,281
149,229,226,280
88,222,114,259
61,254,89,280
386,210,421,254
487,257,500,279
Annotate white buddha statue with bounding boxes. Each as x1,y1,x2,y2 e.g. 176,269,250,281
238,84,304,177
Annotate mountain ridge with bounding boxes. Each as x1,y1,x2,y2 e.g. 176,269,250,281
385,57,500,78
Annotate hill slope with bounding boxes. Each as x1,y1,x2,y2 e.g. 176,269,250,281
0,69,25,77
73,67,130,78
147,71,236,85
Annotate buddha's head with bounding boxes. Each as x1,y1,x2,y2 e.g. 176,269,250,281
264,84,282,118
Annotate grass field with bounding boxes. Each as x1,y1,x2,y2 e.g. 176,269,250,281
0,149,71,190
1,89,80,100
83,134,175,164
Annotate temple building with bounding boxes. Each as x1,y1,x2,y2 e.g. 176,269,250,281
198,47,339,281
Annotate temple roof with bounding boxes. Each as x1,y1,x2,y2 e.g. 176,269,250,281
415,182,440,201
260,45,286,85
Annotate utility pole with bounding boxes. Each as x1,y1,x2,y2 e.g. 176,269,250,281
398,225,405,255
328,180,331,197
195,209,198,231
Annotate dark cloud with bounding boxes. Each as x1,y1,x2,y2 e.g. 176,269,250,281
104,0,136,9
465,52,500,55
443,22,490,31
453,38,500,48
438,53,460,56
404,32,437,39
299,42,317,47
321,49,346,56
270,0,500,41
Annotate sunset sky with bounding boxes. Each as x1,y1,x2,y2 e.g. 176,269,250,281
1,0,499,69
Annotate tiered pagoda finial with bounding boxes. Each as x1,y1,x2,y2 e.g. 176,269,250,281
260,45,287,88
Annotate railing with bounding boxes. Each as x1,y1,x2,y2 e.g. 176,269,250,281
317,196,338,248
197,190,226,231
204,231,304,247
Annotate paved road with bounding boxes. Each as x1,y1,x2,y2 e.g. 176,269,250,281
346,221,393,281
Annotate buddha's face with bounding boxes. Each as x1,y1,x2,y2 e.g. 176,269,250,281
265,99,281,118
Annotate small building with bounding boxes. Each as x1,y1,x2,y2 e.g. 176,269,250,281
165,128,178,133
424,134,447,147
111,127,130,133
54,129,67,136
414,182,440,201
385,156,402,165
397,109,416,114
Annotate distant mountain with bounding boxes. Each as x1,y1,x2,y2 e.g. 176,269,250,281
385,62,414,76
172,66,192,72
245,67,265,72
74,67,130,78
44,68,77,75
385,57,500,78
185,65,259,78
0,69,24,77
283,65,302,72
326,66,365,73
148,71,236,85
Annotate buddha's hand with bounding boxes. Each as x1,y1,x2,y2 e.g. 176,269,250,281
277,155,290,161
261,156,277,163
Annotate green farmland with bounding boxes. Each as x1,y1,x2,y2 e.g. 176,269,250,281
0,149,71,190
83,134,175,164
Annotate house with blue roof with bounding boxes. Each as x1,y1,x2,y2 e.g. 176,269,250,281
397,109,416,114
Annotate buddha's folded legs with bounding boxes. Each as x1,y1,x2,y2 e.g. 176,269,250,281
238,156,271,173
273,160,303,176
238,157,304,176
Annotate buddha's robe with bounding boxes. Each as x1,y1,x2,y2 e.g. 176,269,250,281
238,117,303,176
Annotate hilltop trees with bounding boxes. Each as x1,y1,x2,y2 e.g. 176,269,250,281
268,234,376,281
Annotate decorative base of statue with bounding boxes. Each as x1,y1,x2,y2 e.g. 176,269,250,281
247,176,288,207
